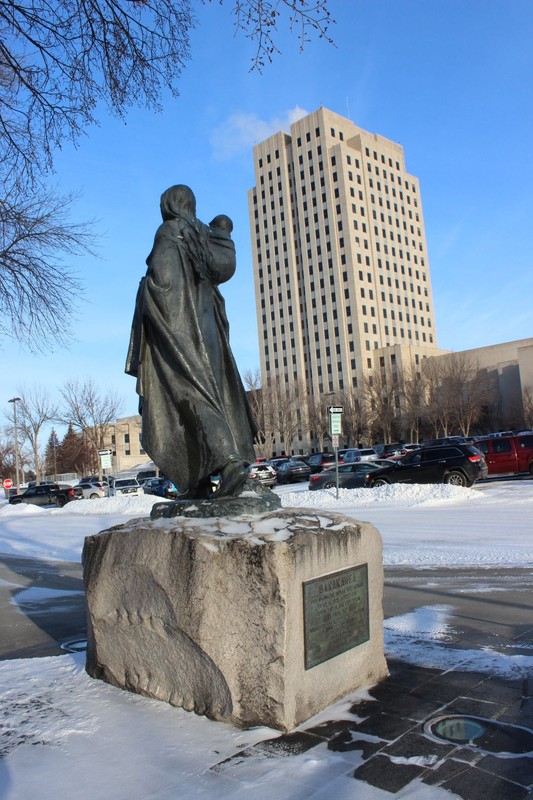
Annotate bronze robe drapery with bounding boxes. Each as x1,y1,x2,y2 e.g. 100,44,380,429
125,216,257,493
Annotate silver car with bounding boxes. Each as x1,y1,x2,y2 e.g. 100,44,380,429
74,481,108,500
110,478,142,497
247,462,277,486
340,448,379,463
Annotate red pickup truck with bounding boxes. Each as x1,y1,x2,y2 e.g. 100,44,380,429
474,434,533,476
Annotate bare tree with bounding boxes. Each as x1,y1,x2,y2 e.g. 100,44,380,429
7,386,59,481
337,385,369,447
521,385,533,430
265,375,305,455
364,370,397,445
422,357,456,437
451,356,495,436
0,427,16,481
398,360,426,443
305,394,330,451
243,368,273,458
58,379,124,476
423,353,494,437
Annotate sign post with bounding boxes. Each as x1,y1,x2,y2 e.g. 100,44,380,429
327,406,343,499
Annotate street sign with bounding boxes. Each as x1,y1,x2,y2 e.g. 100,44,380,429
99,451,113,469
331,435,340,448
3,478,13,490
329,414,342,435
327,406,343,414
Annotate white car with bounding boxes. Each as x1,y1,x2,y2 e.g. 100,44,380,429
111,478,142,497
74,481,108,500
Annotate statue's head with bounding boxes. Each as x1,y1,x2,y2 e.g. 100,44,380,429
160,185,197,221
210,214,233,234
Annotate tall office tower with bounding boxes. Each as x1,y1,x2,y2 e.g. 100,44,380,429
248,108,440,414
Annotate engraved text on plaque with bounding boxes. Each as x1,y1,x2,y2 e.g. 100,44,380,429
303,564,369,669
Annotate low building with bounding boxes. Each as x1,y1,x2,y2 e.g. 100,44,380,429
103,415,144,473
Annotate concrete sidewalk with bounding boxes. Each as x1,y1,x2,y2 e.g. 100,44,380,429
212,661,532,798
1,557,532,797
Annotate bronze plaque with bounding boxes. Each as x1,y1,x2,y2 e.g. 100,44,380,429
303,564,369,669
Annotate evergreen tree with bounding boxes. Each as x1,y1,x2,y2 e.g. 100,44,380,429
58,423,89,476
44,429,60,478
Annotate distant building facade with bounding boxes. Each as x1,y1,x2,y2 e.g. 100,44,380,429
248,107,447,450
247,108,531,450
103,415,144,473
248,107,441,399
429,338,533,431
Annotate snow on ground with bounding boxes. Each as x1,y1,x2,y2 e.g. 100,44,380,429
1,480,532,799
1,480,532,567
0,650,454,800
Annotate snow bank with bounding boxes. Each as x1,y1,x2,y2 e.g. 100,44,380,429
280,483,482,509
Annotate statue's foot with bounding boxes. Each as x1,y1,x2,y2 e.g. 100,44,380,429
217,461,248,497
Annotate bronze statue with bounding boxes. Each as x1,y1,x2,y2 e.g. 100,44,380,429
126,185,258,499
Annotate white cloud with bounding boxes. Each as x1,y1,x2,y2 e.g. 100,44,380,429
210,106,309,160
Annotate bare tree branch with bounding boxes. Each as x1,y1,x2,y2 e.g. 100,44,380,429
229,0,334,70
0,0,195,184
0,181,95,348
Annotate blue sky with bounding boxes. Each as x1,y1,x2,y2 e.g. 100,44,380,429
2,0,532,429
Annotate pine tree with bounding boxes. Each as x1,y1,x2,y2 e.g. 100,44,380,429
57,423,89,476
44,428,60,478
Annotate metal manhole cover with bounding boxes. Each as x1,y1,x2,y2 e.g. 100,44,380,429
425,715,533,756
60,638,87,653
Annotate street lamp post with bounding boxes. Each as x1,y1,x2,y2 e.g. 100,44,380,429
8,397,22,491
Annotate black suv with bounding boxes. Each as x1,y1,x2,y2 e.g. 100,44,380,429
365,444,487,488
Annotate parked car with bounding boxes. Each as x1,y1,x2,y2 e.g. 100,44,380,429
161,479,179,498
275,459,311,484
142,477,165,496
74,481,108,500
301,452,337,473
9,483,77,508
309,462,383,491
339,448,379,463
142,477,179,498
81,475,114,485
473,434,533,476
373,458,398,468
247,463,277,486
374,443,408,459
268,457,291,470
110,478,142,497
365,444,487,488
136,469,159,484
421,436,474,447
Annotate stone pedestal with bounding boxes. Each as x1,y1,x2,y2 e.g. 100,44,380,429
83,509,387,732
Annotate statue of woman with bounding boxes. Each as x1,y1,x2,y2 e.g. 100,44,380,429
125,185,258,498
